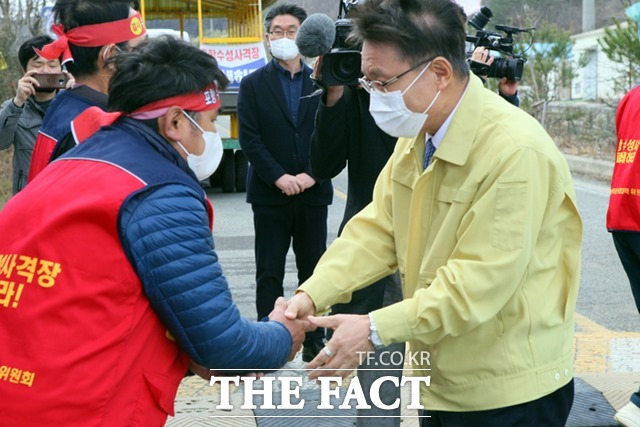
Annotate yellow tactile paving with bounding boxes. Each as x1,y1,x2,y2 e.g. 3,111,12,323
574,312,640,374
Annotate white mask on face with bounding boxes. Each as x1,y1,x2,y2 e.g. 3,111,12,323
269,37,299,61
176,111,224,181
369,61,441,138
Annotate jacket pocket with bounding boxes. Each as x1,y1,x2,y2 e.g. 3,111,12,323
436,186,475,204
434,185,475,236
18,115,41,130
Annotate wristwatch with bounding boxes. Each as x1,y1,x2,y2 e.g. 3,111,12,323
368,313,384,349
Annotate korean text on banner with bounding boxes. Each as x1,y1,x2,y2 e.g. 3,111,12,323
201,43,267,88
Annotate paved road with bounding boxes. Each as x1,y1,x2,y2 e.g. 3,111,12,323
212,170,640,334
165,170,640,426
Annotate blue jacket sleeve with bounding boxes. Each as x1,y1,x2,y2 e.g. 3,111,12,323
499,90,520,107
120,184,292,370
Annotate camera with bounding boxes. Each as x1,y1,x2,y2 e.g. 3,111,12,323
320,0,362,86
466,6,530,82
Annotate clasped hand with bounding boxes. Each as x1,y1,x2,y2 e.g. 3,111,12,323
285,292,374,381
275,173,316,196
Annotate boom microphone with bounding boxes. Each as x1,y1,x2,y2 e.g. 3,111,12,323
295,13,336,58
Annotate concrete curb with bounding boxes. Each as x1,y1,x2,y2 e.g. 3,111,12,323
565,154,613,183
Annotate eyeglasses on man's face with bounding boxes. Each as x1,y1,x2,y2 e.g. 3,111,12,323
358,57,433,94
269,28,298,39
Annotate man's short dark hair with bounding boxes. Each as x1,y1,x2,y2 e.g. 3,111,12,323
52,0,139,79
107,36,229,114
18,35,55,71
264,3,307,33
350,0,469,78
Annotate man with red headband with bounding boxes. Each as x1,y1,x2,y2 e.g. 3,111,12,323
27,0,147,182
0,36,310,425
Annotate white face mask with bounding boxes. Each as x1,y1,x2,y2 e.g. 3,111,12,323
369,61,441,138
176,111,223,181
269,37,299,61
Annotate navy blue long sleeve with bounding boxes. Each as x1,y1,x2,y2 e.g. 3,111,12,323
119,183,292,370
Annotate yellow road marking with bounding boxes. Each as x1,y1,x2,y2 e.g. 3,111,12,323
574,312,640,374
334,188,347,201
331,188,639,374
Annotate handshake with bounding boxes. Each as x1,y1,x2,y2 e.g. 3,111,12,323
266,292,375,381
190,292,375,381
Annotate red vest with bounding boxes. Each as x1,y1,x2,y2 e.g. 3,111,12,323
607,85,640,231
0,156,195,425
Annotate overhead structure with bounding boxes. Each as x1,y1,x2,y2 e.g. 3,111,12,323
140,0,278,43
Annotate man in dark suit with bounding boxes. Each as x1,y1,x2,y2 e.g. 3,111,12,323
238,3,332,362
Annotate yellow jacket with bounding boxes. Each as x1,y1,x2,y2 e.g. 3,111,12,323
299,75,582,411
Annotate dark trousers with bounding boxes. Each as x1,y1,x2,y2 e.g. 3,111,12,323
354,273,404,427
612,232,640,406
252,201,327,342
421,379,574,427
612,231,640,313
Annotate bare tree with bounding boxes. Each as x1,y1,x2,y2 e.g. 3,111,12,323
0,0,48,101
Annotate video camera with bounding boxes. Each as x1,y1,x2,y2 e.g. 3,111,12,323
466,6,531,82
320,0,363,86
295,0,363,86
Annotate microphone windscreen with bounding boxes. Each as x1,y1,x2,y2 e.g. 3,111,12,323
295,14,336,58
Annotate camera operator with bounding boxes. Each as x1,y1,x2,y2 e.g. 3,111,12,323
309,55,404,427
470,46,519,106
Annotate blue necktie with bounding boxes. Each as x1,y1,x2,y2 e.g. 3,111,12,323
424,137,436,169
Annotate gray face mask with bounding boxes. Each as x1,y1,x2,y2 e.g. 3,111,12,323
368,61,441,138
176,111,223,181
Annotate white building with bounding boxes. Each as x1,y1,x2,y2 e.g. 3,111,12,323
571,22,630,100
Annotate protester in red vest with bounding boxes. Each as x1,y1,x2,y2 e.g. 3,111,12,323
0,35,310,426
606,83,640,426
28,0,147,183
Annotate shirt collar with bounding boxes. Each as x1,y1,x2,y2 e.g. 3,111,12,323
426,81,469,148
272,58,303,78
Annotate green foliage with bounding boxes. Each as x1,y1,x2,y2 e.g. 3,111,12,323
598,8,640,94
482,0,625,34
522,23,576,105
474,2,580,119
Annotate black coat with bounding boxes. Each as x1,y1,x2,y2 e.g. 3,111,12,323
238,60,332,206
310,87,397,233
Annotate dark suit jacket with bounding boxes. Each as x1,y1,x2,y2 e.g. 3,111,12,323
238,59,332,206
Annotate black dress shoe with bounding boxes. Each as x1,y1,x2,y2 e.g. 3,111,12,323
302,340,324,362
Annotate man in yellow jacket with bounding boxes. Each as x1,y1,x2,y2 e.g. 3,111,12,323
285,0,582,425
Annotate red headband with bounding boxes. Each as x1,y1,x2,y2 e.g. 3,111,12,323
35,13,146,64
71,85,221,144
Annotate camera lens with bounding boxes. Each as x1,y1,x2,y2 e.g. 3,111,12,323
489,57,524,81
322,51,362,86
331,54,360,82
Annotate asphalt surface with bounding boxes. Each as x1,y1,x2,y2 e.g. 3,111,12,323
165,156,640,426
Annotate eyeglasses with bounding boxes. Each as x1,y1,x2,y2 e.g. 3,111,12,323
269,29,298,39
358,57,433,93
